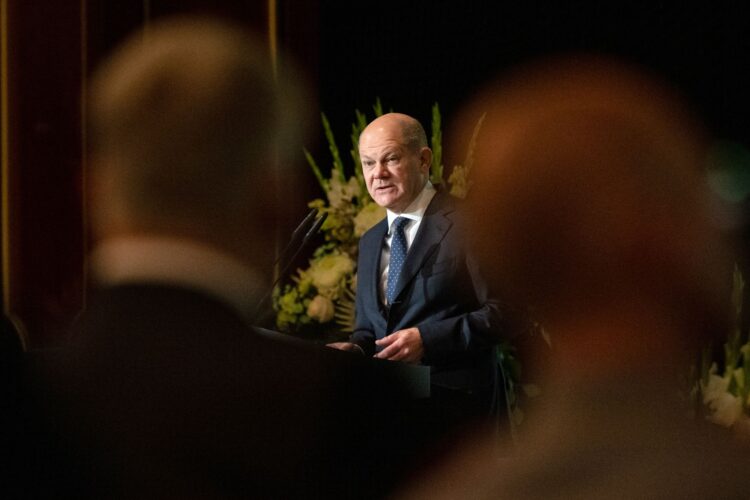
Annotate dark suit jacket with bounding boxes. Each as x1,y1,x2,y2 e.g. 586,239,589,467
351,191,504,396
18,283,429,499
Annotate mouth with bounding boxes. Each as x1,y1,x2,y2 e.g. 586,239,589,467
375,185,395,193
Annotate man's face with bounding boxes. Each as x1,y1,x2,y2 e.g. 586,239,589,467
359,123,430,214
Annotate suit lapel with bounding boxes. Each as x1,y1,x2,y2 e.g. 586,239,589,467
362,218,388,317
393,192,454,302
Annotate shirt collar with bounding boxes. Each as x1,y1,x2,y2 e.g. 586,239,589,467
90,236,264,324
386,180,436,230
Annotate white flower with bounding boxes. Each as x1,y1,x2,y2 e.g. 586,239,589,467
326,177,360,209
708,392,743,427
307,253,355,298
701,367,728,406
307,294,335,323
702,369,744,427
353,203,386,237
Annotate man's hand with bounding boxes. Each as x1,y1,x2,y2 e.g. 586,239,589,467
374,327,423,364
326,342,365,355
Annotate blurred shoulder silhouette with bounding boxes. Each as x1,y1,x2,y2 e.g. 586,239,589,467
13,15,429,499
396,53,750,499
1,313,23,363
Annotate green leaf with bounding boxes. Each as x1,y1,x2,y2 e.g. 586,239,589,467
321,113,346,184
430,103,444,185
304,148,328,192
462,111,486,175
732,262,745,319
350,108,369,197
373,97,383,117
333,285,357,332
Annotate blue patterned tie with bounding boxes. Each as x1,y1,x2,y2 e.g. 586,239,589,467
386,217,410,304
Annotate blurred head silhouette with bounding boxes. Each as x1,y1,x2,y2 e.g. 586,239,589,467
88,16,306,270
394,53,746,500
456,54,733,378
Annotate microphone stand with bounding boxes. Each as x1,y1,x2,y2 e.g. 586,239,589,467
272,207,318,274
252,211,328,326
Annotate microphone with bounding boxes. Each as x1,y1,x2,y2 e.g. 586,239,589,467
272,207,318,271
273,212,328,291
252,211,328,325
302,212,328,246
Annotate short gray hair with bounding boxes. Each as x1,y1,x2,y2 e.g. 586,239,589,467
89,16,304,228
401,118,428,152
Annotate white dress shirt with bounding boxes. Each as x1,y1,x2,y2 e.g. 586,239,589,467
379,181,437,305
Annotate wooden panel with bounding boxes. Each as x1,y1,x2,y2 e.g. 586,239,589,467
2,0,86,348
0,0,305,347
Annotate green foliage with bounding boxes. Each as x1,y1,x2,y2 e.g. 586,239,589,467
697,263,750,431
429,103,443,185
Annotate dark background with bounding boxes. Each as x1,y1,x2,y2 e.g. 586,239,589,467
316,1,749,147
311,0,750,267
3,0,749,346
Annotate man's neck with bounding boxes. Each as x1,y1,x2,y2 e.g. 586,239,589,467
386,180,435,223
90,235,264,323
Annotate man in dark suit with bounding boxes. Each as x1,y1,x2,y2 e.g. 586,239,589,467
329,113,509,435
17,17,427,499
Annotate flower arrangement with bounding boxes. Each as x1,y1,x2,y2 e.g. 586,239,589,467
270,99,547,440
697,264,750,439
272,99,483,342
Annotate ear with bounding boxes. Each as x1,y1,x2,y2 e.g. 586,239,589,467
419,146,433,174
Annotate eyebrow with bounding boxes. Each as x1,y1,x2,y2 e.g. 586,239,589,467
363,147,400,158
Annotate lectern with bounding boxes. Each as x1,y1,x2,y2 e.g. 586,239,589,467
253,327,431,398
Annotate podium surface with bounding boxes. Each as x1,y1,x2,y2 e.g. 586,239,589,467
254,327,430,398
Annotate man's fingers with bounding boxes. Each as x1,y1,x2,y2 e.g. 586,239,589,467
374,339,401,359
388,346,411,362
375,333,397,346
374,345,397,359
327,342,352,350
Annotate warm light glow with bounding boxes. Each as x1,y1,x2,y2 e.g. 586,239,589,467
267,0,278,80
80,0,88,309
1,0,10,314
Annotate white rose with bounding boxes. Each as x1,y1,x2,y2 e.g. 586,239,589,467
307,295,335,323
307,254,355,297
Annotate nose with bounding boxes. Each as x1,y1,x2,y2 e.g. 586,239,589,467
373,161,390,178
